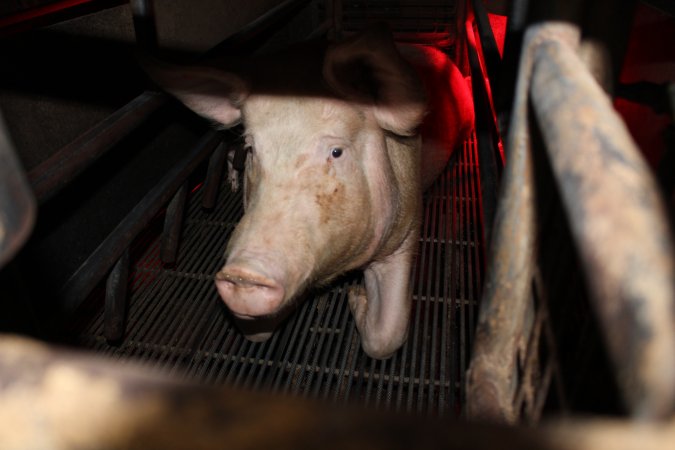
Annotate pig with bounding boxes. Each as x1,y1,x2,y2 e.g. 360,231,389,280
145,26,474,359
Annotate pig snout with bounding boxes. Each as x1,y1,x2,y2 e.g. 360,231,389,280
215,263,285,318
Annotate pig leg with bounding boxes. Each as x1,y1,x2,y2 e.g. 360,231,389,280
349,233,416,359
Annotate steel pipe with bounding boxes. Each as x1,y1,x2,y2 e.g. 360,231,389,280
530,32,675,419
466,23,579,424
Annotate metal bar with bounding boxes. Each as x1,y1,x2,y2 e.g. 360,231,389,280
457,136,468,416
27,92,167,204
471,0,502,94
0,110,36,269
104,247,130,343
59,131,221,315
130,0,159,53
202,143,227,210
161,182,188,264
5,335,675,450
322,283,354,401
466,23,579,424
530,30,675,419
466,27,500,250
449,154,461,415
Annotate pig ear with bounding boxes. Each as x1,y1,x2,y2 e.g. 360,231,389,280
142,59,248,127
323,25,426,136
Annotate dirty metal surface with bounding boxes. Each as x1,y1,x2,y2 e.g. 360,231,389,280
466,23,578,424
4,334,675,450
72,135,484,416
530,27,675,420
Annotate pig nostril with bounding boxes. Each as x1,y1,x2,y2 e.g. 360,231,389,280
215,266,286,318
215,270,274,289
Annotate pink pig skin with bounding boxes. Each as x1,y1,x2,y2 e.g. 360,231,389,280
145,27,474,359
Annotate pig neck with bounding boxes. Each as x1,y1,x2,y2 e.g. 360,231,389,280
369,132,422,263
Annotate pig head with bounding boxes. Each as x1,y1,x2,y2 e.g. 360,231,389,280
145,27,472,359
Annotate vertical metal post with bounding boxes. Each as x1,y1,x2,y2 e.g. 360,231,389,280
104,247,130,343
130,0,159,54
466,25,501,250
467,23,580,424
471,0,502,94
161,182,188,265
202,142,227,210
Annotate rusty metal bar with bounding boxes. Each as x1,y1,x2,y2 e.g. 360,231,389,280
104,247,130,343
27,91,167,204
160,182,188,264
59,131,221,315
529,32,675,419
466,23,579,424
0,110,36,270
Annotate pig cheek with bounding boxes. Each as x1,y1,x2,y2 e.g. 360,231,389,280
312,177,372,273
314,182,346,226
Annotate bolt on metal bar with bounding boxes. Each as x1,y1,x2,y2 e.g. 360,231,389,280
529,28,675,420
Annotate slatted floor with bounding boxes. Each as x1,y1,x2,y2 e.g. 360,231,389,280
74,134,485,417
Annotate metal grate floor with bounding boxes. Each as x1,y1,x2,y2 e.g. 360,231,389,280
74,134,484,417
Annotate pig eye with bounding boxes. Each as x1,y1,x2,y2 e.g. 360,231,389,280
331,147,343,158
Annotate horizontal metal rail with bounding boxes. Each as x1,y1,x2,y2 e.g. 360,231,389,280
27,91,167,203
530,28,675,420
59,131,221,314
